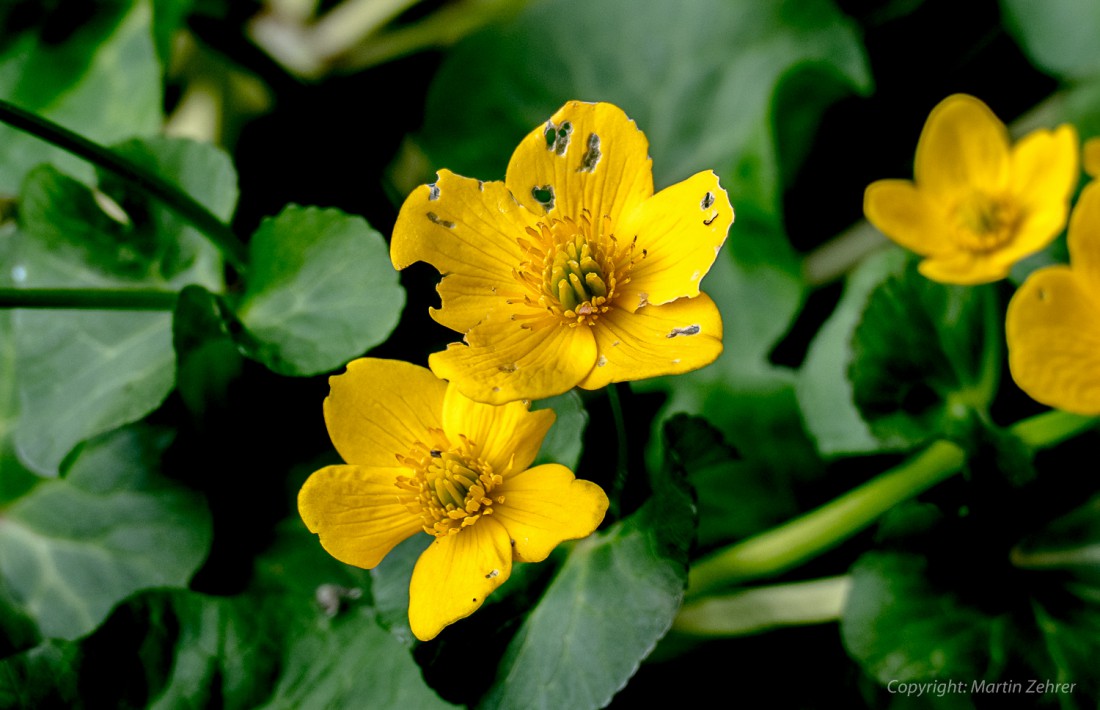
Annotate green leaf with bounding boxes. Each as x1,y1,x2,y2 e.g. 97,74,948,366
640,221,818,479
0,425,212,640
99,136,238,287
371,534,432,647
848,260,994,449
479,424,695,710
172,285,244,419
0,0,162,193
414,0,870,211
235,205,405,376
663,414,798,549
841,551,1001,683
11,137,233,475
1001,0,1100,80
146,592,277,710
532,390,588,470
259,606,456,710
798,247,908,456
0,639,81,708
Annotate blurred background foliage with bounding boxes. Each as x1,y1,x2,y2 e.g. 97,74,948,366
3,0,1100,707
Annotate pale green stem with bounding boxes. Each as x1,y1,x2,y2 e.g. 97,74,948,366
342,0,527,70
310,0,422,61
674,576,851,637
687,409,1097,600
1009,410,1097,449
0,288,178,311
687,440,966,599
801,221,888,287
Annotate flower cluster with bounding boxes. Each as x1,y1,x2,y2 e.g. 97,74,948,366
298,101,734,639
864,93,1100,416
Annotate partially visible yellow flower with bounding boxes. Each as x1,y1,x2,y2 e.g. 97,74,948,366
865,94,1078,285
1007,181,1100,414
1085,137,1100,178
298,358,608,641
391,100,731,404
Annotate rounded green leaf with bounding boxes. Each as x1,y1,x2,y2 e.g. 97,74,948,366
479,432,695,709
236,205,405,376
12,137,235,476
0,425,213,641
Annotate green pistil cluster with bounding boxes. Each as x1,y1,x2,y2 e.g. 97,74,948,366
955,191,1018,251
548,234,609,314
397,446,504,537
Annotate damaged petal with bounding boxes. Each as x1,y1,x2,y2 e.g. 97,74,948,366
532,185,556,211
427,211,456,228
429,183,440,200
577,133,602,173
701,192,715,209
667,324,701,338
544,120,573,155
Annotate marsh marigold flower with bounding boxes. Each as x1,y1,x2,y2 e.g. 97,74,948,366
391,101,732,404
1006,181,1100,414
864,94,1078,285
298,358,609,641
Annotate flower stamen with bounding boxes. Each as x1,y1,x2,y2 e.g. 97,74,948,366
953,191,1019,252
511,212,636,326
396,447,504,537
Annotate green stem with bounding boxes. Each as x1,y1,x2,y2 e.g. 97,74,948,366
1010,410,1097,449
686,408,1098,599
673,575,851,637
606,382,630,520
0,288,178,311
687,440,967,599
0,99,248,273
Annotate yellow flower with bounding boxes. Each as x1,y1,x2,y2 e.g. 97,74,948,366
298,358,609,641
864,94,1078,285
391,101,732,404
1006,181,1100,414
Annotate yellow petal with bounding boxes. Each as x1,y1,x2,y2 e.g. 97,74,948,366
988,201,1069,268
864,179,952,255
1085,137,1100,178
429,310,597,404
506,101,653,226
917,250,1007,285
429,271,519,333
1067,181,1100,286
407,517,512,641
441,382,555,474
390,170,534,333
615,171,733,310
298,464,422,569
324,358,446,467
578,294,723,390
1009,124,1078,215
1007,266,1100,414
915,94,1010,199
494,463,608,563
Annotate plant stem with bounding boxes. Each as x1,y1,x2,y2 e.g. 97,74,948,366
0,99,248,273
687,440,966,599
0,288,178,311
686,408,1097,599
673,576,851,637
606,382,630,520
1010,410,1097,449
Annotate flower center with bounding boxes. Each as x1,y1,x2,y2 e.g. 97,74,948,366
396,440,505,537
953,191,1019,252
511,212,637,326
